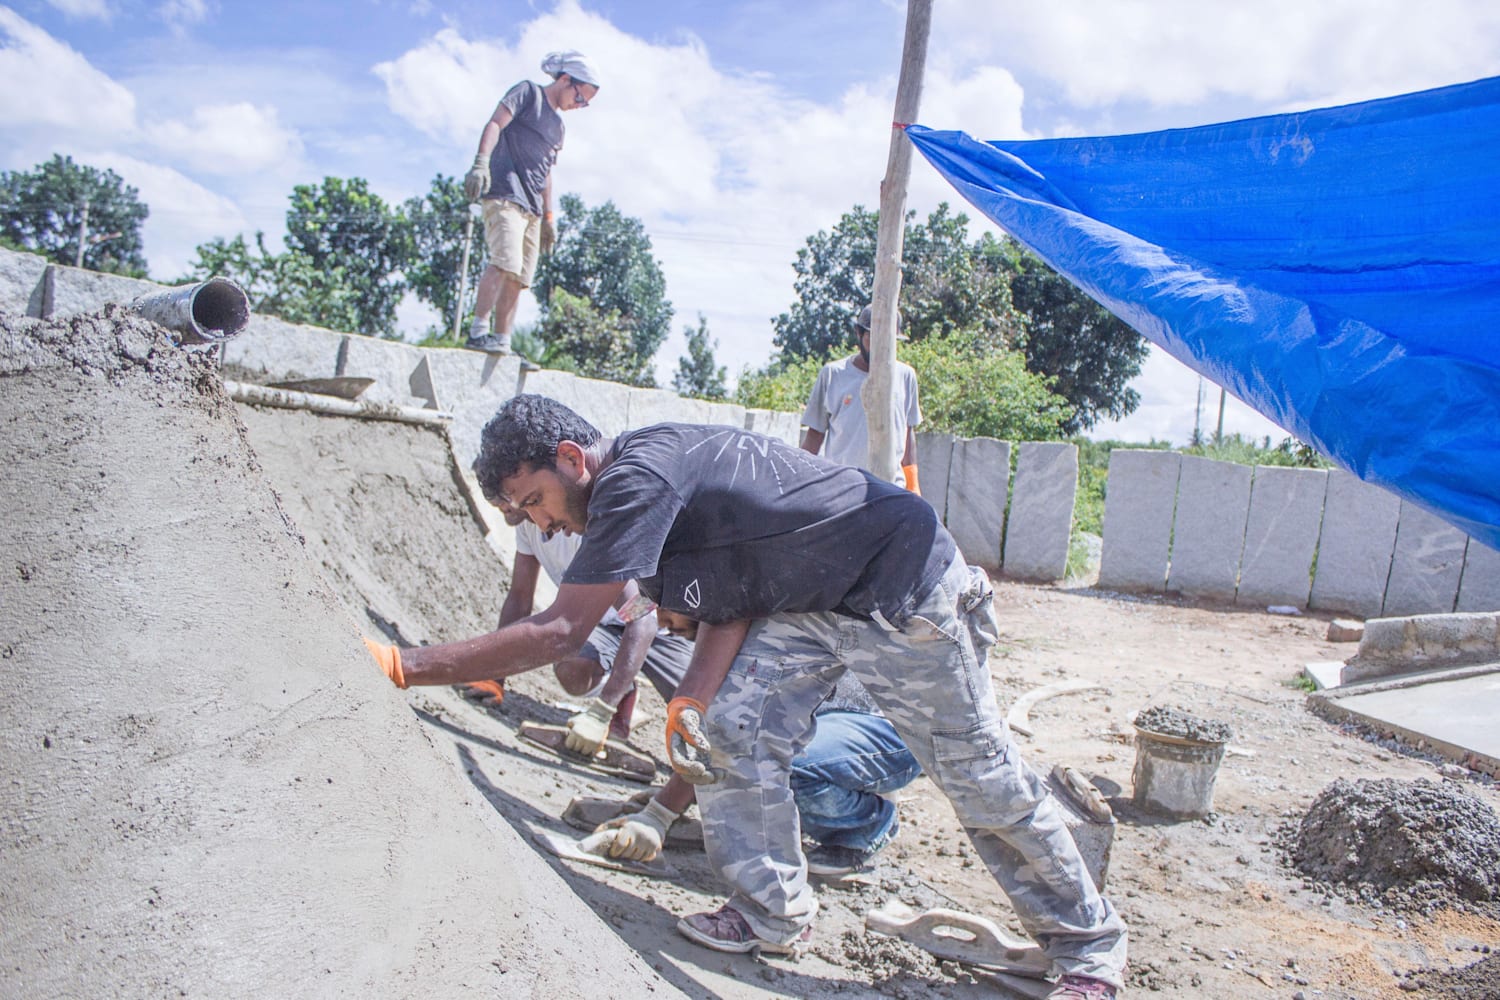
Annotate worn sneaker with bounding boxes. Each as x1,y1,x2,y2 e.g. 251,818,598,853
804,843,876,877
676,904,810,956
1047,974,1118,999
608,685,638,742
464,332,510,355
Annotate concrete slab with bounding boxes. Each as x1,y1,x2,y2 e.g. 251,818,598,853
1003,442,1077,582
1316,666,1500,776
1303,661,1345,690
625,387,744,430
420,347,526,469
220,314,346,383
1167,456,1252,601
1457,538,1500,613
1382,502,1467,616
743,407,802,445
338,334,431,408
40,263,165,318
1235,466,1327,608
915,430,956,525
946,436,1010,571
1098,449,1180,593
1309,470,1400,617
0,247,48,317
522,369,631,437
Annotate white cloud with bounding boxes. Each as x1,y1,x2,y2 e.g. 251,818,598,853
144,102,304,175
1088,345,1287,445
89,152,247,279
46,0,110,20
0,8,135,133
157,0,208,31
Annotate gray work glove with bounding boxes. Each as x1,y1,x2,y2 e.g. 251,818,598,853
463,153,490,202
597,796,680,862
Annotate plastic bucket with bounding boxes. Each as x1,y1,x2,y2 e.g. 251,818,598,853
1130,726,1226,820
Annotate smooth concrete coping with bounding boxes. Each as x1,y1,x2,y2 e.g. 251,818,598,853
915,430,956,525
1382,501,1468,616
1341,611,1500,684
1235,466,1327,608
1098,449,1179,593
945,436,1010,571
1166,455,1253,601
1003,441,1077,582
1309,470,1400,617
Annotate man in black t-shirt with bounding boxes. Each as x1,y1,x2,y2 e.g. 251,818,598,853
364,395,1127,998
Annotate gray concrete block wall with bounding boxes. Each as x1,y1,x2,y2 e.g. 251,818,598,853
1167,456,1253,600
339,334,438,409
1003,442,1077,582
945,437,1010,570
1309,470,1401,617
40,263,166,318
626,387,745,430
1457,540,1500,613
915,431,955,524
744,408,801,445
1382,501,1469,616
1235,466,1328,608
220,314,347,383
0,247,48,317
1098,450,1181,592
422,348,528,469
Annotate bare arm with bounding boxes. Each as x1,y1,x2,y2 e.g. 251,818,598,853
654,773,697,814
475,103,515,159
498,552,541,629
399,580,625,686
800,427,826,455
902,426,917,468
596,580,655,707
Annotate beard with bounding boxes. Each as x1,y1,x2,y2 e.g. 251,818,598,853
857,342,871,365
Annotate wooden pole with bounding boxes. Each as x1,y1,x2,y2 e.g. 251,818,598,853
452,208,476,343
863,0,931,482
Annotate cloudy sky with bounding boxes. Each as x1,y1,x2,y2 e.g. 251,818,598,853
4,0,1498,443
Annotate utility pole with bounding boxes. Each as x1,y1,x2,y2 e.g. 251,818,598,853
75,198,90,268
863,0,931,483
1215,386,1227,445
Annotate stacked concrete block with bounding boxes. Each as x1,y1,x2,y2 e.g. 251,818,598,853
1457,540,1500,613
339,334,434,409
1098,450,1181,592
626,387,745,430
1167,456,1253,600
420,347,527,469
39,263,165,318
743,408,802,445
220,314,347,384
1342,611,1500,684
945,437,1010,570
0,247,48,317
1381,502,1469,616
915,431,956,524
1003,442,1078,582
1309,470,1401,617
522,369,631,437
1235,466,1328,608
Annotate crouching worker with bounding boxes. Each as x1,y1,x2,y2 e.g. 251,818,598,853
362,395,1126,999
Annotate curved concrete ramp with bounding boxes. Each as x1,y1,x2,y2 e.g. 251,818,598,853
0,309,676,998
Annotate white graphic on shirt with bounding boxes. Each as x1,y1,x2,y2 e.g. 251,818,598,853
684,578,701,609
683,429,823,493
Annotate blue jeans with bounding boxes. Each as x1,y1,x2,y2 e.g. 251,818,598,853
791,710,921,855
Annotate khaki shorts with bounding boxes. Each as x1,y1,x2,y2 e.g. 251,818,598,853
481,198,541,287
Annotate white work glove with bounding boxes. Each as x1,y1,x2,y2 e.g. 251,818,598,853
597,797,680,862
463,153,491,202
564,696,616,755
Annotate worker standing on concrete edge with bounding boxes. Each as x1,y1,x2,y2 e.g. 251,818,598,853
801,303,922,493
363,394,1127,999
461,51,599,355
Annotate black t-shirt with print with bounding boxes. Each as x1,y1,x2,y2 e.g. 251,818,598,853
562,424,955,625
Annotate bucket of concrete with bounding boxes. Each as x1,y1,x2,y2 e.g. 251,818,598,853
1130,709,1230,820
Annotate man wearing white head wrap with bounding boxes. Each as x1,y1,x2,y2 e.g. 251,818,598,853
462,52,601,354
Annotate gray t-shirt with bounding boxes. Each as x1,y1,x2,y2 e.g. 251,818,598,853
484,80,563,218
802,356,922,482
561,423,956,626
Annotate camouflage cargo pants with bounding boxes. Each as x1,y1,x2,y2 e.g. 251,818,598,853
695,555,1128,986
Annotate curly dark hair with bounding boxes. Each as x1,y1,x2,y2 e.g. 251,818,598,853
473,394,601,504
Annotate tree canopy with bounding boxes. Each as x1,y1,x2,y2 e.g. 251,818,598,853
0,155,150,276
284,177,410,338
672,316,727,400
403,175,487,339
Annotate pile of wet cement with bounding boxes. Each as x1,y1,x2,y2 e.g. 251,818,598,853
1133,705,1233,743
1289,778,1500,915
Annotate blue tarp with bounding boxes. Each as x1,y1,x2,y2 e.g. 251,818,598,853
908,76,1500,551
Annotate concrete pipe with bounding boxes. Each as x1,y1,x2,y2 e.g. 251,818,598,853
129,276,250,344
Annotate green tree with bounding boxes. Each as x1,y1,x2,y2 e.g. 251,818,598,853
402,174,486,340
284,177,410,338
672,315,727,400
1006,246,1149,433
536,287,646,385
771,203,1020,362
181,231,360,333
901,330,1072,441
533,194,671,384
733,354,825,413
0,154,149,275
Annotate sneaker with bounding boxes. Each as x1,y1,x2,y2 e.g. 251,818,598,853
804,843,876,877
464,332,510,355
608,685,638,742
1047,974,1118,999
676,904,811,956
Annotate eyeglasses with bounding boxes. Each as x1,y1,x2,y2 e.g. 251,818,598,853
571,82,590,108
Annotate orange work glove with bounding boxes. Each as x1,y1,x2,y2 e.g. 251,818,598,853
664,697,720,785
902,463,921,495
465,679,505,704
364,637,407,689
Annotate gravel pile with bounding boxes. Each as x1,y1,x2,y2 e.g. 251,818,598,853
1289,778,1500,914
1134,705,1233,743
1397,954,1500,998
